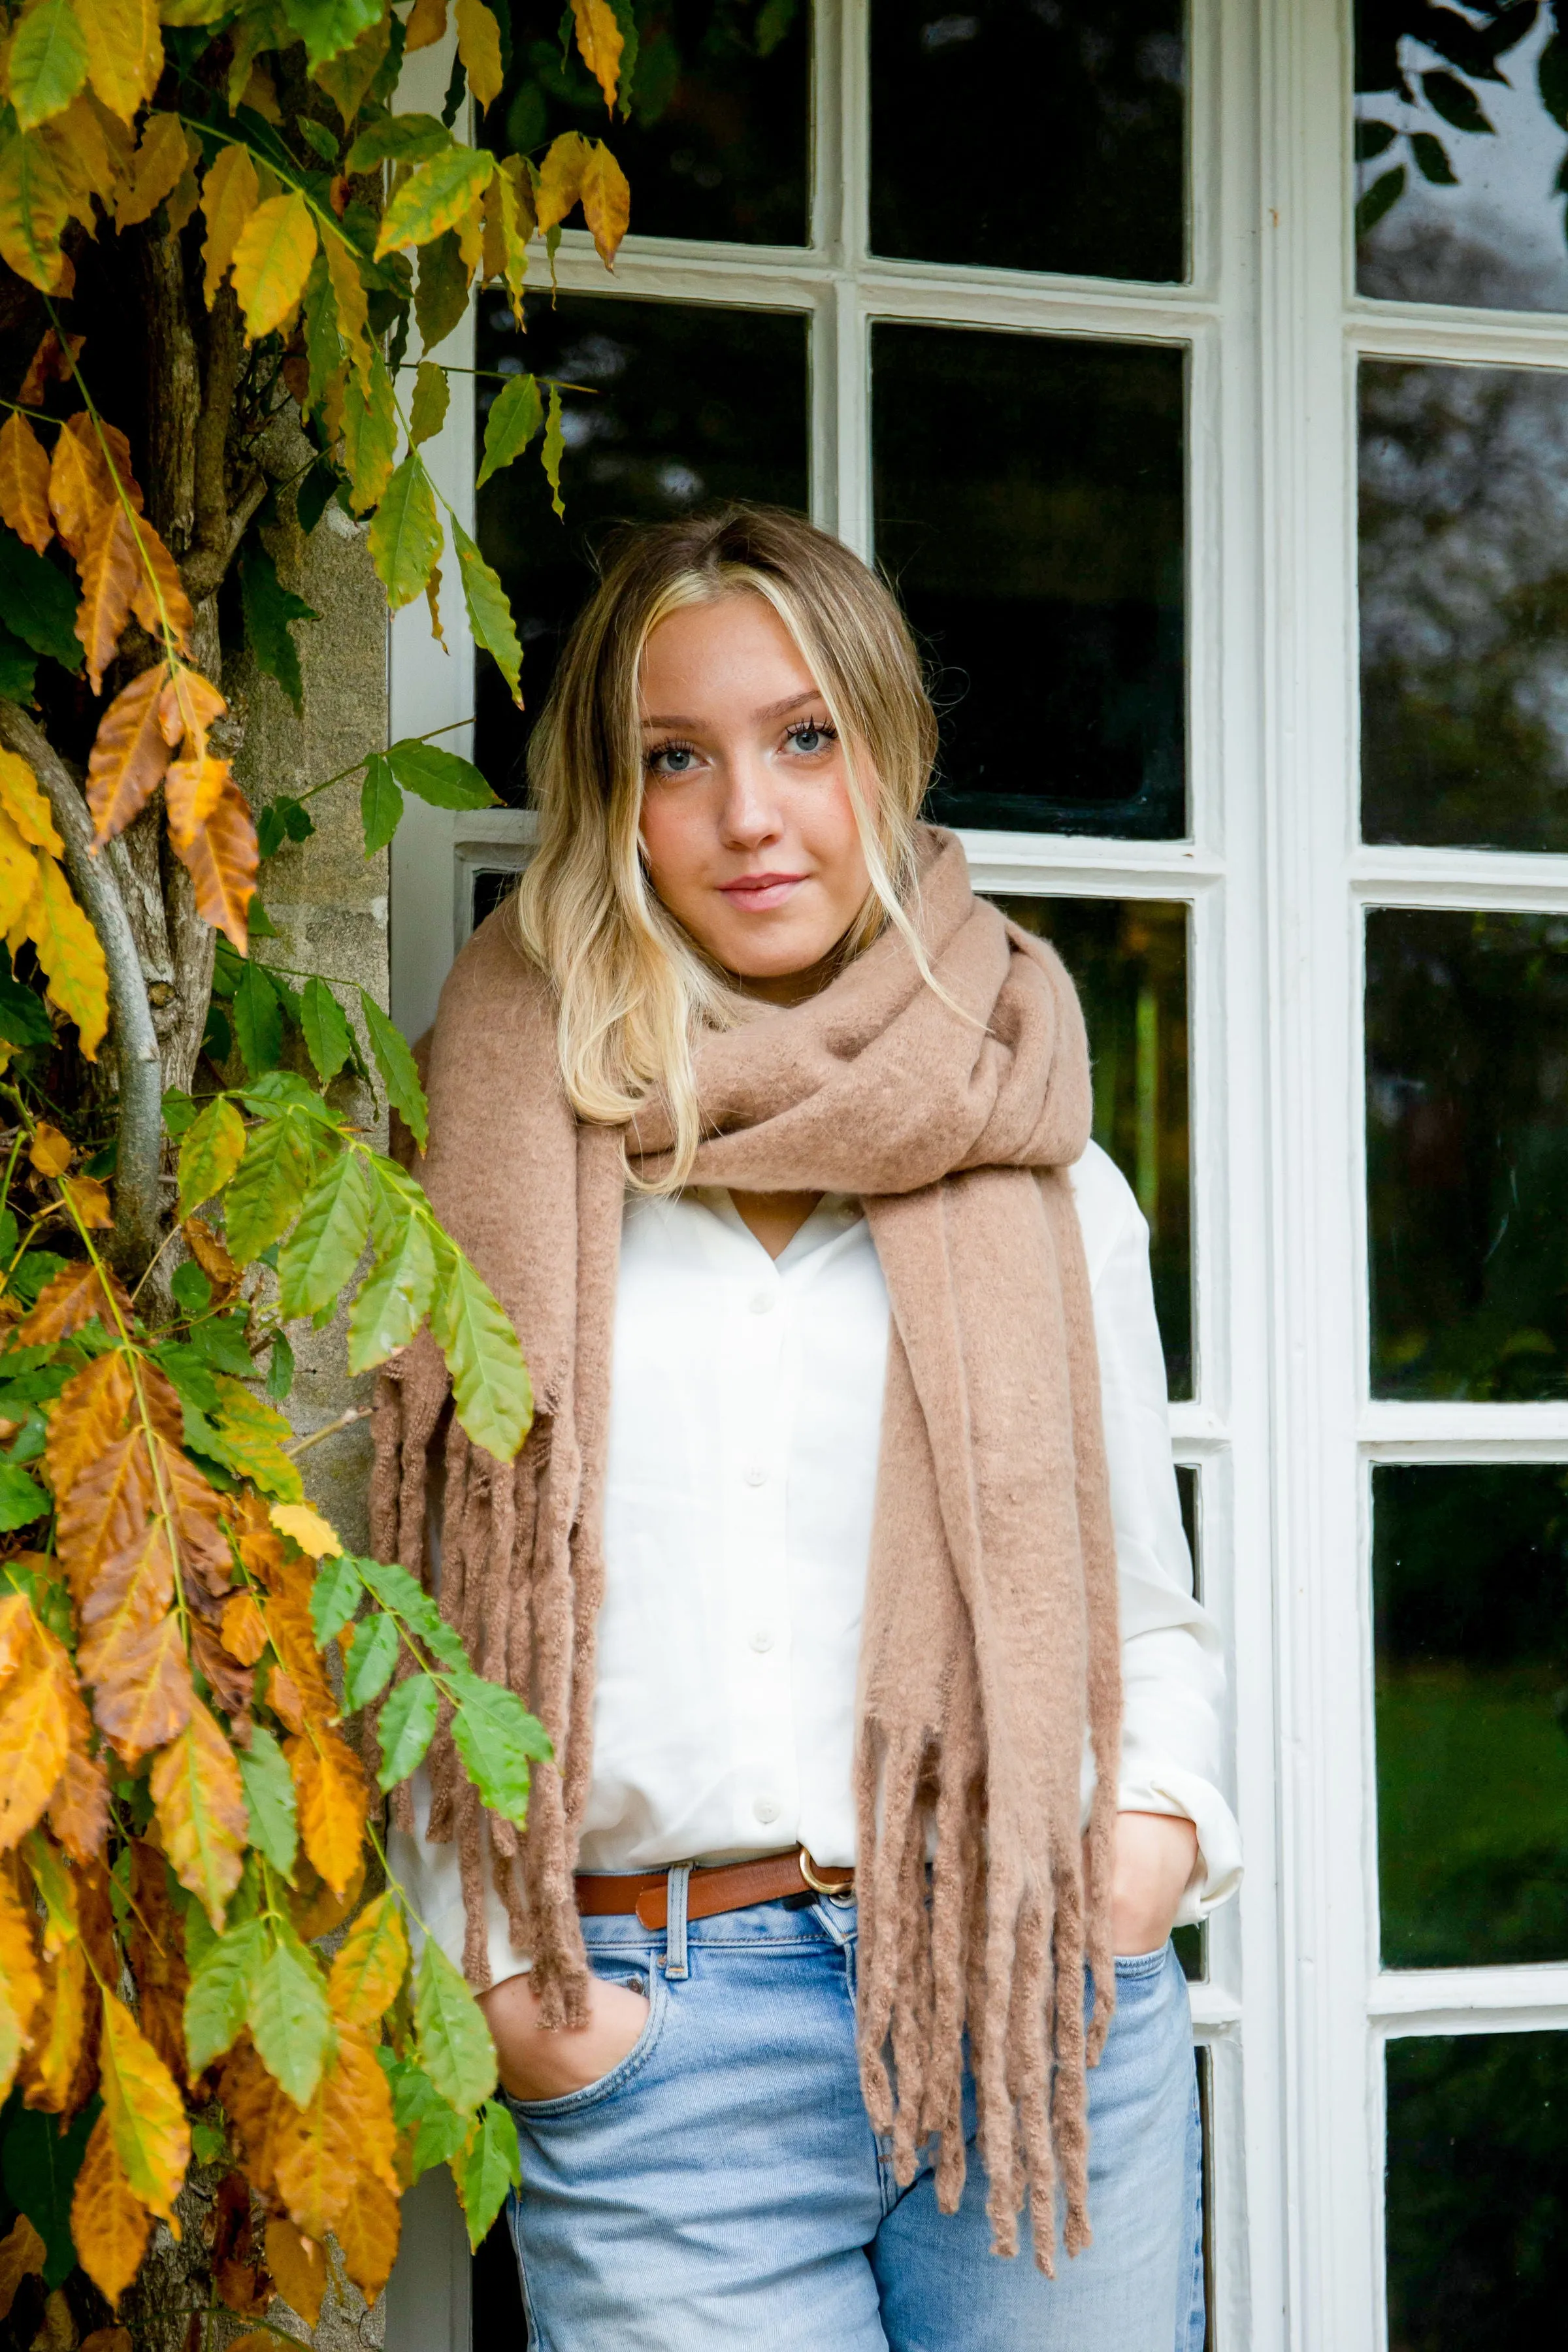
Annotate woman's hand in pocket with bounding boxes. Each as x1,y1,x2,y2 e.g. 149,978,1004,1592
1108,1810,1198,1957
479,1970,651,2102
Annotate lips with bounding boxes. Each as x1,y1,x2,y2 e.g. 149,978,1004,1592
718,873,808,911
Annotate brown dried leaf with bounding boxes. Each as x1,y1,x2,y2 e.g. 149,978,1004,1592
157,666,225,762
86,667,172,843
164,751,227,846
127,512,193,652
126,1839,187,2087
211,2168,271,2316
16,1258,131,1345
0,412,53,553
0,2212,45,2321
216,2038,288,2197
46,1726,108,1866
289,1847,365,1944
219,1592,267,1667
264,2213,325,2327
57,1439,159,1612
74,496,139,696
17,328,82,407
69,2111,149,2310
190,1618,252,1720
272,2023,397,2240
171,774,259,955
79,2332,131,2352
85,1608,192,1765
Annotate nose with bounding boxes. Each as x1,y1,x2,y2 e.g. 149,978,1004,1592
717,749,783,850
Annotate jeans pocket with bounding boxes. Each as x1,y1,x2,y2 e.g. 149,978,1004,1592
503,1957,668,2121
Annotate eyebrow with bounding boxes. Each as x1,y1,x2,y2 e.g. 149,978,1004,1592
639,689,822,729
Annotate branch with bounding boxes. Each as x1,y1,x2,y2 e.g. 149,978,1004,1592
180,466,269,606
0,700,161,1273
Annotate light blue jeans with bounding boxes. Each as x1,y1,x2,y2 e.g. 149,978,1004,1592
504,1887,1204,2351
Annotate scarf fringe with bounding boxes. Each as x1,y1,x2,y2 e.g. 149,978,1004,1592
853,1718,1108,2274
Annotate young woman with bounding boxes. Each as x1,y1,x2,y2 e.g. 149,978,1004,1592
377,506,1241,2351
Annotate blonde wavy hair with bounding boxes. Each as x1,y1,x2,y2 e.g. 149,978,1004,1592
515,504,941,1187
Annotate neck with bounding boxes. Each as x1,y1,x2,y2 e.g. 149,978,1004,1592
730,941,848,1008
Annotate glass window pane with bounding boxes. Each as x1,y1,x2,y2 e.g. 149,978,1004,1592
1354,3,1568,311
992,898,1191,1397
1386,2032,1568,2345
487,1,809,246
874,328,1186,840
1360,359,1568,851
1374,1465,1568,1969
1366,907,1568,1400
473,293,809,797
870,0,1185,281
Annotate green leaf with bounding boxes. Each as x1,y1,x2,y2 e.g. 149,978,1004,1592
190,2119,226,2164
414,1940,497,2112
257,796,316,860
429,1242,533,1462
171,1259,213,1316
238,1725,299,1878
455,2098,521,2247
345,111,451,173
184,1915,267,2076
382,2048,471,2177
1541,33,1568,129
280,0,382,66
225,1113,318,1263
453,517,522,705
346,1209,436,1371
309,1550,363,1647
1409,129,1458,186
250,1920,335,2106
0,1461,47,1531
476,372,542,489
189,1313,259,1379
299,975,353,1085
0,620,37,702
368,452,443,610
359,990,429,1149
8,0,88,132
1354,118,1397,161
239,540,318,717
412,227,472,353
542,379,565,519
241,1069,344,1122
1355,163,1405,239
1,2100,93,2288
1420,69,1493,135
278,1149,374,1319
178,1096,247,1218
355,1552,468,1671
297,454,342,538
342,348,399,513
385,740,495,811
361,752,404,856
449,1667,550,1826
297,115,340,163
0,947,51,1048
376,1669,440,1788
266,1329,295,1400
302,251,346,428
410,359,451,446
343,1607,399,1710
233,960,285,1079
0,526,83,669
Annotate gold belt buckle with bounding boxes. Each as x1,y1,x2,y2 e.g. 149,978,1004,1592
798,1848,855,1904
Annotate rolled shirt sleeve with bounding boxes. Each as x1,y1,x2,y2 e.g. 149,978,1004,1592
1070,1143,1243,1926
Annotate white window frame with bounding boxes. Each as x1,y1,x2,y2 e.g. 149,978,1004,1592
387,2,1568,2344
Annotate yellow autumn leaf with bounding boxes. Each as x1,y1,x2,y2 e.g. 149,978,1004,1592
288,1729,368,1897
580,139,630,269
0,121,74,291
199,140,259,308
149,1697,246,1930
265,2215,326,2327
99,1987,189,2223
455,0,504,110
70,2111,150,2310
116,108,189,230
328,1891,410,2025
28,1120,71,1175
375,144,494,258
323,231,371,384
0,815,37,939
231,189,317,342
570,0,623,110
534,131,589,234
0,750,61,855
269,1501,343,1558
26,851,109,1061
404,0,448,50
0,1618,69,1849
0,412,53,553
80,0,161,125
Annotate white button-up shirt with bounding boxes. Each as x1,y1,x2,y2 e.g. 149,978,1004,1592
393,1141,1243,1984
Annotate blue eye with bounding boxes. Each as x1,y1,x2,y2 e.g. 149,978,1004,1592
647,742,696,776
785,720,836,755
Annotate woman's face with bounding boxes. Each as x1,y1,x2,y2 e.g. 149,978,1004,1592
637,593,872,994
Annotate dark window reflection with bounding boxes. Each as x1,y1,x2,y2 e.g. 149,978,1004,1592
1355,1,1568,312
1386,2032,1568,2347
473,293,809,797
875,327,1186,839
870,0,1185,282
1374,1465,1568,1969
1361,359,1568,851
488,1,809,246
995,898,1190,1396
1365,908,1568,1400
1172,1462,1205,1985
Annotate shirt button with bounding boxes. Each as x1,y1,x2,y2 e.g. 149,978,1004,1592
744,1465,766,1487
749,1627,774,1654
753,1797,779,1826
749,1289,775,1315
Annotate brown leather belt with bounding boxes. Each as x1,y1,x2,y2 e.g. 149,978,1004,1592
574,1846,854,1931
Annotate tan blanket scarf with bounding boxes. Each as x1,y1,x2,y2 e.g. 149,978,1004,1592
369,828,1121,2266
